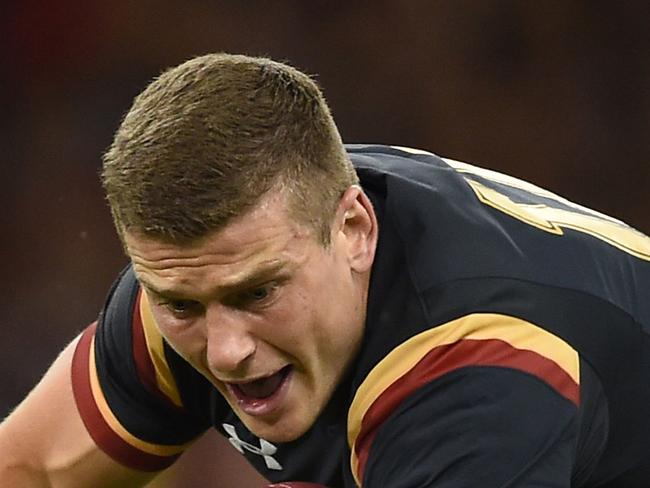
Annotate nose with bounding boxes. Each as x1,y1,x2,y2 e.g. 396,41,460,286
204,305,256,376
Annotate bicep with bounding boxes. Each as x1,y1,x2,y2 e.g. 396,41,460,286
0,336,155,487
362,367,579,488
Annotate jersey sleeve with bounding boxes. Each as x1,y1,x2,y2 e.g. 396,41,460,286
71,266,210,471
347,313,584,487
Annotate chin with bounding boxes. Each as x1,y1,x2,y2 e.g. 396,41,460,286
245,415,314,443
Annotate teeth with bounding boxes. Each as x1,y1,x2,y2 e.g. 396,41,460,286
237,369,286,399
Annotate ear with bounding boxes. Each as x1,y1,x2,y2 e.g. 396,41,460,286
334,185,378,273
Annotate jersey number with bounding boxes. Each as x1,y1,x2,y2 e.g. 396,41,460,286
393,146,650,261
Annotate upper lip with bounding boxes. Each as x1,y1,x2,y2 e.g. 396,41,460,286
220,366,290,385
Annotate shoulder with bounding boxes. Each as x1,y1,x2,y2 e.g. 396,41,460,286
350,144,650,316
346,306,589,486
345,145,650,484
94,265,140,353
346,144,458,192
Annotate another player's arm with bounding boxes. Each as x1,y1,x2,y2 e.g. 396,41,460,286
0,337,155,487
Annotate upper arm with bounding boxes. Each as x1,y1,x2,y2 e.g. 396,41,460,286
0,336,155,487
348,313,591,487
362,367,580,488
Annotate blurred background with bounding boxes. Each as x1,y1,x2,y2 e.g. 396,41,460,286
3,1,649,486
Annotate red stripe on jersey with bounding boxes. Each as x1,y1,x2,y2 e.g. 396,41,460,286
354,338,579,483
71,323,180,471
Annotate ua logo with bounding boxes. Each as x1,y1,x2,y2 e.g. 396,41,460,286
222,423,283,470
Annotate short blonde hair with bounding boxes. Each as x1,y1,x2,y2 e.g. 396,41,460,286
102,53,358,244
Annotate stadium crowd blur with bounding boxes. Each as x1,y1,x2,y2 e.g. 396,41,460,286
3,2,649,486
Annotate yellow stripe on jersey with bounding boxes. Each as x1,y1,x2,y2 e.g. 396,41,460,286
347,313,580,485
139,292,183,408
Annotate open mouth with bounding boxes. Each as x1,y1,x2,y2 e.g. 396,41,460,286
231,365,293,400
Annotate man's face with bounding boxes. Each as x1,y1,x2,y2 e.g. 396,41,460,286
125,188,376,442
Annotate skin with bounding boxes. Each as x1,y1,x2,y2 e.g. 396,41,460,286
125,185,378,442
0,338,155,487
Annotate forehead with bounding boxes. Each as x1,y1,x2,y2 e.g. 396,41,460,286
123,191,316,291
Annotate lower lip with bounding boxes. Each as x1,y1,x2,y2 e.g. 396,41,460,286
227,367,293,417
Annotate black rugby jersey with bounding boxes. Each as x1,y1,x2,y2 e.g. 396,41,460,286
72,145,650,487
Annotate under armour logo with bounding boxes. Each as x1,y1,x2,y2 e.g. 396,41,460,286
222,423,283,470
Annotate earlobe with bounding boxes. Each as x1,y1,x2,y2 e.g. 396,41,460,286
337,186,378,273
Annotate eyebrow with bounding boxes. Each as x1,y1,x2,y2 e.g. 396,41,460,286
137,260,288,298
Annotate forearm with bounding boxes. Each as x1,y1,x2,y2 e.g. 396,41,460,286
0,418,52,486
0,458,153,488
1,409,155,488
0,462,50,487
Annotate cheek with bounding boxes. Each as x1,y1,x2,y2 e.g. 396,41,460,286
308,294,361,358
253,290,322,359
304,266,358,342
323,289,365,360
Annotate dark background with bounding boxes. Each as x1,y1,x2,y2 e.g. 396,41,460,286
3,2,649,486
